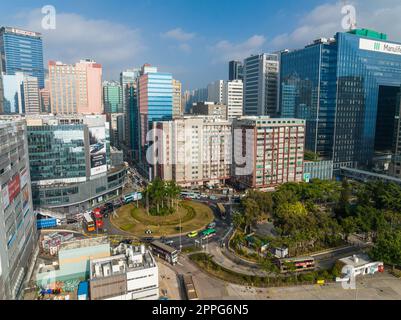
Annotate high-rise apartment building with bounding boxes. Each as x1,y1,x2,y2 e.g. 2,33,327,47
172,79,182,118
0,116,37,300
280,29,401,169
232,116,305,190
224,80,243,119
0,27,44,88
229,60,244,81
22,75,40,114
243,54,279,116
103,81,123,114
153,116,232,187
48,60,102,114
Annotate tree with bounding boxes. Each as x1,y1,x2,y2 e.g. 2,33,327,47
335,178,351,219
242,198,260,234
304,150,320,161
370,229,401,268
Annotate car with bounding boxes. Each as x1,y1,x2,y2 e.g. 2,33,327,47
165,240,174,245
145,229,152,234
141,237,154,243
187,231,198,238
209,195,217,200
208,222,216,229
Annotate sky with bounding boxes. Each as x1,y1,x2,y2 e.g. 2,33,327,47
1,0,401,90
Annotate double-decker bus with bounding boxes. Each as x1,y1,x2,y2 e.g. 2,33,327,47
200,228,216,239
180,191,200,200
216,203,226,219
83,212,95,232
278,257,315,273
123,192,142,204
92,208,103,229
150,240,178,265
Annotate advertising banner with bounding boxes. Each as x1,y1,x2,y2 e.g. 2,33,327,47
1,185,9,210
22,186,30,208
8,174,20,203
89,126,107,176
20,168,29,188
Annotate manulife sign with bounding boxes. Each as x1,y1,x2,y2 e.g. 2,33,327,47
359,38,401,56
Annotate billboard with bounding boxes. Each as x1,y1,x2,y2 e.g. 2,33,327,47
89,126,107,176
22,186,30,208
21,168,29,188
8,174,21,203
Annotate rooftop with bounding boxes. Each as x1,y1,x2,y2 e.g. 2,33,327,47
59,236,109,251
339,254,373,268
90,244,156,280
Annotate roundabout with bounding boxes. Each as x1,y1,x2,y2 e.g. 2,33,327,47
110,200,214,238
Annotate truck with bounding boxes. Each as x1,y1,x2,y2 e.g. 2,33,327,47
36,218,61,230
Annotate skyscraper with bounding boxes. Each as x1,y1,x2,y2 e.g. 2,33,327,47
280,29,401,169
207,80,224,103
48,60,102,114
120,68,140,160
138,64,173,171
243,53,279,116
0,27,44,88
1,73,24,113
22,75,40,114
103,81,123,113
0,116,37,300
172,79,182,118
224,79,243,119
229,60,244,81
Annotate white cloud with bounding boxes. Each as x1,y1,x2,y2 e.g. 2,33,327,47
178,43,192,53
210,35,266,62
161,28,195,41
13,9,147,79
270,1,401,51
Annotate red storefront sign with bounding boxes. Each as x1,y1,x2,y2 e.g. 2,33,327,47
8,174,21,203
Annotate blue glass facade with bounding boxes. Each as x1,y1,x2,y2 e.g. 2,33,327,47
146,72,173,122
280,31,401,169
0,27,45,89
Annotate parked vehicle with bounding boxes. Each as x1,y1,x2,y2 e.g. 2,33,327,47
187,231,198,238
36,218,61,230
207,222,216,229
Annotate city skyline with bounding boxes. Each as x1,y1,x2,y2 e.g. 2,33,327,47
2,0,401,90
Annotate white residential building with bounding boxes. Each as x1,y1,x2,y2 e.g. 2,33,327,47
224,79,243,119
153,116,232,187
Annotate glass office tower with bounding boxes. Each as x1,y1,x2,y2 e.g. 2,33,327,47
0,27,44,89
280,29,401,169
138,66,173,166
103,81,123,113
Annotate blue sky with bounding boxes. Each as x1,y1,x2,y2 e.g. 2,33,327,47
1,0,401,90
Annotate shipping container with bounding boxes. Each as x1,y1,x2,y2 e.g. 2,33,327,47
77,281,89,300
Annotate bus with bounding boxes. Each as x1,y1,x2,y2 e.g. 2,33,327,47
182,275,199,300
123,192,142,204
216,203,226,219
83,212,95,232
278,257,315,273
180,191,200,200
92,208,104,229
200,228,216,239
150,240,178,265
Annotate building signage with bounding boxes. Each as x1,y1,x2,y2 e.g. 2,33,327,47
359,38,401,56
89,126,107,176
20,168,29,188
8,27,39,37
8,174,21,204
1,185,10,210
